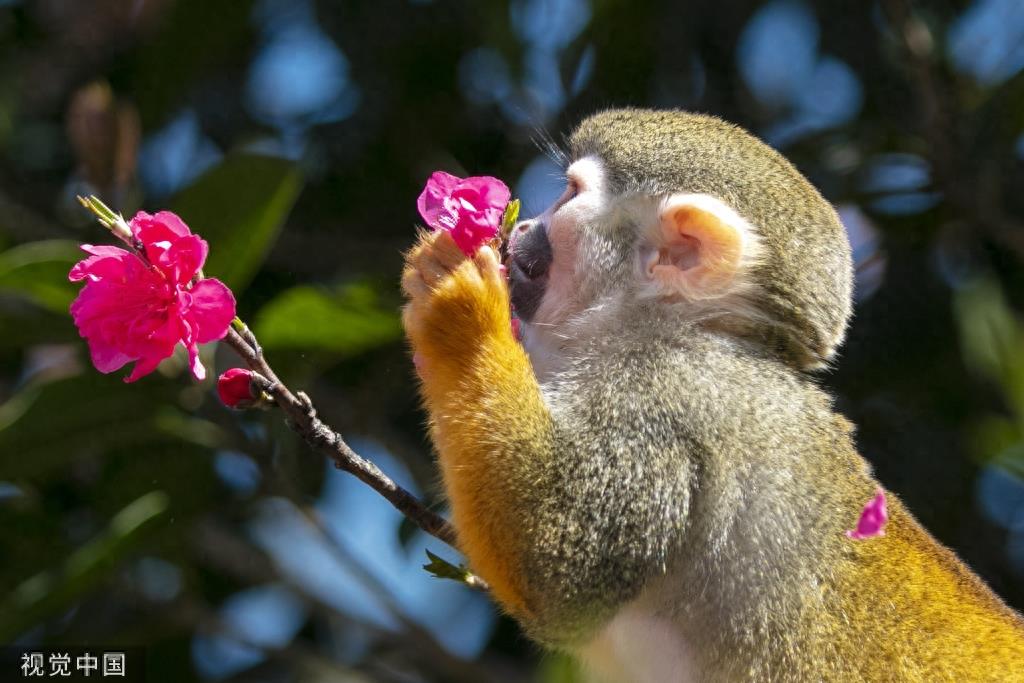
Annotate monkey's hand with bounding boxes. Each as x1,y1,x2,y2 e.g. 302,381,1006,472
401,229,511,392
401,229,551,620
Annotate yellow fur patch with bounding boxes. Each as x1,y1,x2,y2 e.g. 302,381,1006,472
403,231,552,619
825,497,1024,679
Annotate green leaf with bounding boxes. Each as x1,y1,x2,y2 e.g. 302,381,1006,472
953,278,1024,417
539,653,585,683
171,154,303,290
0,373,180,480
0,490,169,641
252,283,401,355
422,549,474,584
500,198,521,239
971,415,1023,464
0,240,82,313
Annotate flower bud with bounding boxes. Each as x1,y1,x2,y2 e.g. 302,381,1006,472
217,368,257,409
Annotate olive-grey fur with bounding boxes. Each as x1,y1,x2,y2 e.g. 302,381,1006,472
512,110,873,674
409,108,1024,681
569,108,854,370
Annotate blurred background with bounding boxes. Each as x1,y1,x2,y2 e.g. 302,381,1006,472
1,0,1023,680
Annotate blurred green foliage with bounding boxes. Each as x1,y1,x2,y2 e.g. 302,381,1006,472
955,280,1024,478
254,284,401,355
172,154,302,291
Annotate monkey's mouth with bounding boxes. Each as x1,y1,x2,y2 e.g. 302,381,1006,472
507,220,552,322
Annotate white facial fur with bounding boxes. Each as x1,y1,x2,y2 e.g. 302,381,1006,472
519,158,764,383
520,156,607,378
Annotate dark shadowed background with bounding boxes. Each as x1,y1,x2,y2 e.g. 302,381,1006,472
1,0,1023,680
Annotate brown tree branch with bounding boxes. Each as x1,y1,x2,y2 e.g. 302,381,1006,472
221,326,461,549
72,193,482,589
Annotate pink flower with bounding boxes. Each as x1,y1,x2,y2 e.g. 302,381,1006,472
417,172,511,255
846,489,888,540
217,368,256,408
69,211,236,382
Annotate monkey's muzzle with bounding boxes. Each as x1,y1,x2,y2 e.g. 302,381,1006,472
508,219,552,322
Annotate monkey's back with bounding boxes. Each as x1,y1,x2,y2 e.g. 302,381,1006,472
550,325,1024,680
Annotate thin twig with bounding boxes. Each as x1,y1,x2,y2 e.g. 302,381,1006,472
221,327,460,548
73,194,479,588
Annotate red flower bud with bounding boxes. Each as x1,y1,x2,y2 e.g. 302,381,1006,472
217,368,256,408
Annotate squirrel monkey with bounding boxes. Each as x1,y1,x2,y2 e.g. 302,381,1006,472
401,109,1024,681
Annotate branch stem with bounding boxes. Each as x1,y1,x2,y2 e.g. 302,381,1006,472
222,328,459,548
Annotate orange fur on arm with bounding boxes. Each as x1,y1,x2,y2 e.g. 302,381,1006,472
402,231,553,618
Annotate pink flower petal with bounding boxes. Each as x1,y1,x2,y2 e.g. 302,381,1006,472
87,340,133,374
124,353,164,383
187,343,205,381
160,234,209,284
129,210,193,242
416,172,511,255
70,208,238,383
130,211,209,283
69,245,137,282
417,171,462,229
846,489,888,540
188,278,236,343
150,211,193,237
457,176,510,209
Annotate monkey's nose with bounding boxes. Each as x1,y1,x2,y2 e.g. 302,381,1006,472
510,220,552,280
508,220,551,322
507,219,534,249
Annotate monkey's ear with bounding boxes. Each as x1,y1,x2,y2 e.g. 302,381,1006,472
645,194,759,299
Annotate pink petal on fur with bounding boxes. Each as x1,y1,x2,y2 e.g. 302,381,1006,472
846,489,888,540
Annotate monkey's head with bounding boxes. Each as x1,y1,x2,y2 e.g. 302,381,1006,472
508,108,853,371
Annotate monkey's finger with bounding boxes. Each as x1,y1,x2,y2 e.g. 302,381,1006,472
452,257,485,290
410,231,470,286
403,229,434,266
401,265,430,299
416,252,452,288
431,230,468,271
401,302,428,339
409,234,449,279
474,246,505,288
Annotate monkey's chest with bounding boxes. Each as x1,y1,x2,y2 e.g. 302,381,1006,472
575,603,697,683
